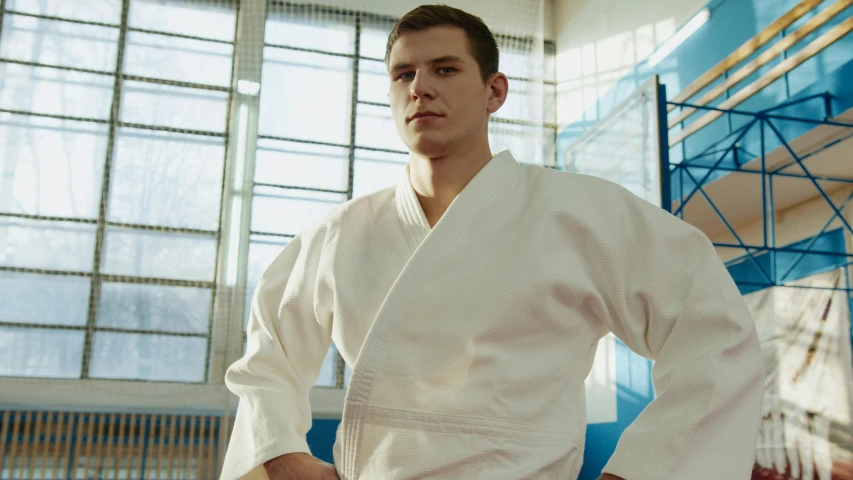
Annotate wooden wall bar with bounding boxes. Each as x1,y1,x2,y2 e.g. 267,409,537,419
669,15,853,147
0,411,231,480
666,0,824,112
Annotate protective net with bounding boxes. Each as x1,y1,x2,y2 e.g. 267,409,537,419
0,0,551,477
744,267,853,480
559,76,665,207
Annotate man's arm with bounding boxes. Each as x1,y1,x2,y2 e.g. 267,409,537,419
591,191,764,479
220,232,336,480
264,453,339,480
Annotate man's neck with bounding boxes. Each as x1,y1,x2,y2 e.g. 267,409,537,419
408,142,494,228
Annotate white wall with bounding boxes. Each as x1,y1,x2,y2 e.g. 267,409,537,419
553,0,707,126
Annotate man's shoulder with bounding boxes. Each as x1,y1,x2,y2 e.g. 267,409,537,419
525,165,643,206
303,184,397,235
524,165,699,236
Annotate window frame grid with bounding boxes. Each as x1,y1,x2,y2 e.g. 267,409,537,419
0,0,556,394
0,0,239,384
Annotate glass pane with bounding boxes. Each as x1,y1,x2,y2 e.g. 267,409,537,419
543,127,557,167
259,47,352,145
499,80,541,123
0,113,107,218
254,139,348,192
129,0,236,42
500,48,533,80
353,149,407,198
0,217,96,271
344,362,352,387
0,14,119,72
489,122,549,165
545,83,556,125
265,15,354,55
245,235,290,329
120,80,229,133
0,326,84,379
251,186,346,236
97,282,211,334
108,128,225,230
357,59,389,104
317,345,337,387
544,47,556,83
89,332,206,382
124,31,233,87
101,227,217,282
0,64,113,120
355,103,407,152
0,271,90,326
360,27,391,60
5,0,122,24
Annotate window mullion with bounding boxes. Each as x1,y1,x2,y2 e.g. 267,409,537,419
208,0,268,387
80,0,130,380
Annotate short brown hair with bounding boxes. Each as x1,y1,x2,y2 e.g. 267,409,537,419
385,4,499,83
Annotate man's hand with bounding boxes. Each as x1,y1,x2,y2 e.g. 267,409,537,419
263,452,340,480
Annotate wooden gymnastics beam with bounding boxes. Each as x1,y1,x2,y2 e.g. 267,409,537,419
669,15,853,147
669,0,852,128
667,0,824,112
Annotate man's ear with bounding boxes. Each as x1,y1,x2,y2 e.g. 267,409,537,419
486,73,509,114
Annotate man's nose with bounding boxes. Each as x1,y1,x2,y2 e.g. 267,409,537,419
410,70,436,100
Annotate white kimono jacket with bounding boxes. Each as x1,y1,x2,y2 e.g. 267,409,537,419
222,150,765,480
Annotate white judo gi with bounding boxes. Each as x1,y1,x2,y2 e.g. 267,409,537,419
222,150,765,480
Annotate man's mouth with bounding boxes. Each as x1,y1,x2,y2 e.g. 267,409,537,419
408,111,443,122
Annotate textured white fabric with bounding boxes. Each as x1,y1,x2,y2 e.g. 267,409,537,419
222,150,765,480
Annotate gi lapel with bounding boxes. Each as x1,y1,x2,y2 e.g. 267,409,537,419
395,167,431,253
338,150,521,478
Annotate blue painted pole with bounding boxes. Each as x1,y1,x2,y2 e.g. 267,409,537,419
679,165,684,219
756,92,827,114
656,81,671,212
733,281,852,293
847,258,853,370
668,162,853,184
761,119,767,250
66,413,79,480
668,100,853,128
140,415,151,479
713,243,853,258
766,119,777,284
824,91,833,120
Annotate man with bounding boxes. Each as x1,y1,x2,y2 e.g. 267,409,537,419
221,5,765,480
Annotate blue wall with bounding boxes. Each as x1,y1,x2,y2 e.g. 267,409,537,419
557,0,853,174
578,341,654,479
306,417,339,464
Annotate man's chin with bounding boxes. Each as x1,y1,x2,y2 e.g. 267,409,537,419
407,135,454,158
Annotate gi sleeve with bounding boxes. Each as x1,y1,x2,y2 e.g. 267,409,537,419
220,231,334,480
597,190,765,480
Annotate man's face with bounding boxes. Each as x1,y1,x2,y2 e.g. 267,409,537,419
387,26,496,157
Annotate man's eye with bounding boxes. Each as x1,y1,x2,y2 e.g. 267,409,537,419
398,72,415,80
438,67,455,75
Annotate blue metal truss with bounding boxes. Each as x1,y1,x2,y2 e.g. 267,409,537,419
660,92,853,332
